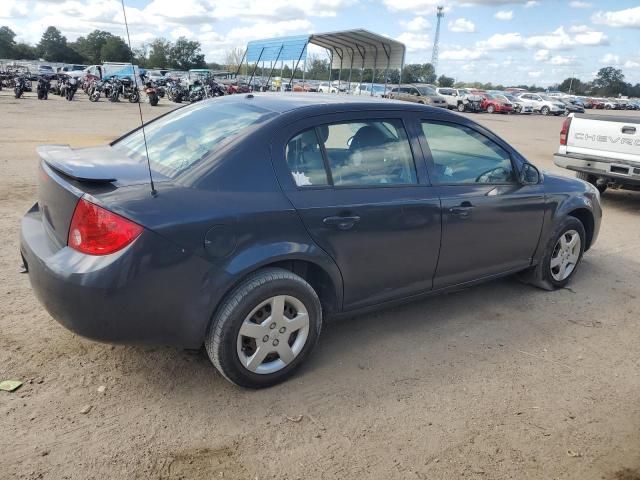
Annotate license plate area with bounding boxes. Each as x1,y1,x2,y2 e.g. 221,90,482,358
610,165,630,175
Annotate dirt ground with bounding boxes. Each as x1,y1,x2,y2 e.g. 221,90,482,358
1,89,639,480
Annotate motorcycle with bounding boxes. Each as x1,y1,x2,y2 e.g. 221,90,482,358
166,79,186,103
65,76,78,101
120,76,140,103
14,75,27,99
188,80,206,103
108,77,122,102
144,80,159,106
37,76,50,100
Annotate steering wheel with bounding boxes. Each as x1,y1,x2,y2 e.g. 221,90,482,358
475,166,510,183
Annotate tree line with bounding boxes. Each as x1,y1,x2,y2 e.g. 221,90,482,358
0,25,209,70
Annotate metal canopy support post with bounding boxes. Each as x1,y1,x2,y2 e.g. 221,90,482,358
249,47,265,89
289,43,306,89
347,47,354,93
381,43,391,96
266,44,284,90
370,45,378,93
335,46,344,93
355,44,366,92
235,48,247,82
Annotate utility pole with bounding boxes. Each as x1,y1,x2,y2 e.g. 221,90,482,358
431,6,444,76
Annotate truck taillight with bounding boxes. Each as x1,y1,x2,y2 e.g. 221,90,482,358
560,116,572,146
68,198,143,255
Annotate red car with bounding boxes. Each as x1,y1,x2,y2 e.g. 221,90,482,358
590,98,605,109
480,93,513,114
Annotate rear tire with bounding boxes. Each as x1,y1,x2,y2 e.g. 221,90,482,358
487,104,495,114
520,216,586,291
541,106,550,116
457,102,465,112
205,268,322,388
576,172,607,194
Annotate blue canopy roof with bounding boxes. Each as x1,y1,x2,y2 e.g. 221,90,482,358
246,35,309,63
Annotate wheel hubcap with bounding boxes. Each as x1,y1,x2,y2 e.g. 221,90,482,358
550,229,581,281
236,295,310,374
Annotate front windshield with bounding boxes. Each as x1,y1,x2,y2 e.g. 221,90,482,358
417,86,437,95
114,101,274,178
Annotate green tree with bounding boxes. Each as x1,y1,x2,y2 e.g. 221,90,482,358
306,54,329,80
37,26,70,61
100,36,131,62
594,66,626,96
401,63,436,84
168,37,206,70
72,30,115,64
147,38,171,68
437,74,454,87
558,77,585,95
13,42,38,60
0,26,17,58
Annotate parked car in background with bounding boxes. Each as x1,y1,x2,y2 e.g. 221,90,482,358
555,113,640,194
37,65,55,77
21,95,601,388
353,83,388,97
603,99,619,110
318,82,337,93
435,87,459,109
591,98,605,109
480,93,513,114
502,93,533,114
558,99,585,115
58,64,88,78
388,84,447,108
517,93,565,116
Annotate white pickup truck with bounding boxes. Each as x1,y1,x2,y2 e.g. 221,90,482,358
554,113,640,193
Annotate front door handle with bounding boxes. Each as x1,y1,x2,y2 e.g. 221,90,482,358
622,126,636,134
323,215,361,230
449,202,474,218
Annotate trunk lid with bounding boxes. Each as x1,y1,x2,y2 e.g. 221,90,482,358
36,144,159,248
566,114,640,163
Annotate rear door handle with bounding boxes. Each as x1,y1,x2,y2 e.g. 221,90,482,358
323,215,361,230
622,126,636,134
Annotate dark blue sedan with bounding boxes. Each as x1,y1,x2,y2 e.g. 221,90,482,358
20,94,601,388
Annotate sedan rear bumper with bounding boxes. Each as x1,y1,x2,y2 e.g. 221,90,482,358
20,203,214,348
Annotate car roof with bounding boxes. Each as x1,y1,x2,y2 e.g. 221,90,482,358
211,92,451,115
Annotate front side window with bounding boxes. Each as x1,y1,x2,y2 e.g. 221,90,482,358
285,120,418,188
422,122,515,184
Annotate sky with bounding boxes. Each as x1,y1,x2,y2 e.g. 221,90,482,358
2,0,640,86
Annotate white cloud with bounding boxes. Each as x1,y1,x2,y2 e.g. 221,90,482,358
569,24,590,33
401,16,431,32
448,18,476,33
574,30,608,46
396,32,431,52
569,1,592,8
440,48,486,61
534,49,550,61
524,1,539,8
494,10,514,21
525,26,574,50
592,6,640,28
601,53,620,65
477,32,524,50
528,71,542,78
550,55,576,65
624,60,640,69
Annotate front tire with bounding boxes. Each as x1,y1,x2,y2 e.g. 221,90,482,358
457,102,465,112
521,216,586,291
205,268,322,388
487,104,495,114
541,106,550,116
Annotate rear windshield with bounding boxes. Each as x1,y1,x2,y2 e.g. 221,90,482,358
113,100,274,178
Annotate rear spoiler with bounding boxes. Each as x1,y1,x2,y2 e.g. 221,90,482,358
37,145,117,183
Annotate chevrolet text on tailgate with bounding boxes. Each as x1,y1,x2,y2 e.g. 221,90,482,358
554,113,640,193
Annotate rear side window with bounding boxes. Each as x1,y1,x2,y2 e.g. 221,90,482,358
114,101,274,178
285,120,417,187
422,122,515,184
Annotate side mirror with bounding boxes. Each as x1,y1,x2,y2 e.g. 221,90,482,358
519,163,540,185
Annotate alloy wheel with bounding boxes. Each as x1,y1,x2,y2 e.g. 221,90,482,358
550,229,581,281
236,295,310,374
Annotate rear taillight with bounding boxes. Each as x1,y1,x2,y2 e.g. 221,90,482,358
560,116,572,146
68,198,143,255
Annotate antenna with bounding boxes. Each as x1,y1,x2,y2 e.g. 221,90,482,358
120,0,156,196
431,6,444,76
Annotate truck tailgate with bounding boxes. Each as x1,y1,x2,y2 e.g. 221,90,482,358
567,114,640,162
